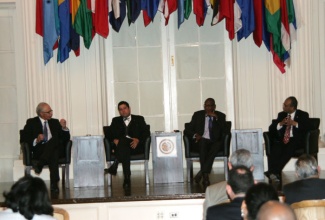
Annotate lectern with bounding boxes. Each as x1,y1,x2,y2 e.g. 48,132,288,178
151,132,184,183
73,135,105,187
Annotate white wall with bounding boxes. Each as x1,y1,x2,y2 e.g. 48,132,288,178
0,0,325,182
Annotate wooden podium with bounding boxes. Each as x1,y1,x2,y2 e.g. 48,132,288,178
73,135,105,187
151,132,184,183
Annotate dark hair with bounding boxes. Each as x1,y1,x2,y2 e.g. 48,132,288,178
227,166,254,194
3,175,53,220
245,182,279,220
118,101,130,109
204,98,216,106
287,96,298,109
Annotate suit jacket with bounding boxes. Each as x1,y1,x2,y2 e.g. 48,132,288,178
269,109,311,147
184,110,226,142
203,181,229,220
206,197,244,220
283,178,325,204
22,117,70,149
109,114,150,143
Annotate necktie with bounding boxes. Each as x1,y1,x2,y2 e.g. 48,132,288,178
283,115,291,144
43,121,48,142
209,116,213,140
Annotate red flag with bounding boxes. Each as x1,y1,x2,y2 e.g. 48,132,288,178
93,0,109,37
36,0,43,36
143,10,152,27
218,0,235,39
193,0,204,26
253,0,263,47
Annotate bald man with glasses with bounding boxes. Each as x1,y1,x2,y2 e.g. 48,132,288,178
22,102,70,193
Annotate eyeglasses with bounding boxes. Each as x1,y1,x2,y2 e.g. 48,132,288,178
42,110,53,114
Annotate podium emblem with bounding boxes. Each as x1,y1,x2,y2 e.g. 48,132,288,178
159,139,174,154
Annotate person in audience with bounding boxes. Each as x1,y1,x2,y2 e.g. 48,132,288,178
206,166,254,220
22,102,70,193
0,175,55,220
265,96,311,183
203,149,254,219
283,154,325,204
184,98,227,186
257,201,297,220
104,101,150,189
241,182,279,220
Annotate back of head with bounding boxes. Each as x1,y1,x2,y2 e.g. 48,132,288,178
295,154,319,179
228,166,254,195
245,182,279,220
230,149,253,168
3,175,53,220
257,201,297,220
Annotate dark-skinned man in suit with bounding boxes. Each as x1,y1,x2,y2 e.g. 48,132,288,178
184,98,227,186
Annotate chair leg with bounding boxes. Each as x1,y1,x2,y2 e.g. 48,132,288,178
65,164,70,189
61,166,66,186
145,160,149,185
25,166,32,176
223,157,228,181
107,161,112,186
187,159,193,183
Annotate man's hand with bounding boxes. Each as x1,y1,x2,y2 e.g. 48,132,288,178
287,118,298,126
37,134,45,143
130,138,139,149
206,112,217,119
113,139,119,146
195,134,202,143
60,119,67,129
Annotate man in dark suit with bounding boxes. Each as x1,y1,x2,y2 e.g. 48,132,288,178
265,96,311,182
104,101,150,188
206,166,254,220
283,154,325,204
184,98,227,186
22,102,70,192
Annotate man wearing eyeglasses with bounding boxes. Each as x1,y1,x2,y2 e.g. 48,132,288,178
184,98,227,186
22,102,70,193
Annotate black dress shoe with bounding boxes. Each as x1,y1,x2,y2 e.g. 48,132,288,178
123,175,131,189
194,171,202,184
50,182,59,193
104,160,119,175
202,173,210,187
33,162,44,175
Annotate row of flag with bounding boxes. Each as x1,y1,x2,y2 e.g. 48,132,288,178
36,0,300,73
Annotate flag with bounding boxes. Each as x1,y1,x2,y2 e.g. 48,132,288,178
126,0,141,24
236,0,255,41
280,0,290,52
70,0,80,24
193,0,208,26
177,0,184,28
262,0,270,51
159,0,178,25
109,0,126,32
36,0,43,36
58,0,71,63
43,0,59,64
184,0,192,19
253,0,263,47
74,0,93,49
68,16,80,57
93,0,109,38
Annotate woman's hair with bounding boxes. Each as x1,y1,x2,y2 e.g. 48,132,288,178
3,175,53,220
245,182,279,220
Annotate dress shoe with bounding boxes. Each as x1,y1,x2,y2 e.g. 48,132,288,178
202,173,210,187
123,175,131,189
194,171,202,184
50,182,59,193
33,161,43,175
104,160,119,176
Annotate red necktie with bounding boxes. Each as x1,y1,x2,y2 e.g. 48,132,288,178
283,115,291,144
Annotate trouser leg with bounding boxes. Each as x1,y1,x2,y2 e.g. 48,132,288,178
115,137,132,175
199,139,221,173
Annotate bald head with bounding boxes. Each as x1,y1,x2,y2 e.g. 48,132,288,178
257,201,296,220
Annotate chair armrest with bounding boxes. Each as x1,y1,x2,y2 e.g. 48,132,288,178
263,132,271,156
103,137,112,162
223,133,231,157
183,134,191,158
144,136,151,160
21,142,32,166
64,140,72,164
304,129,320,155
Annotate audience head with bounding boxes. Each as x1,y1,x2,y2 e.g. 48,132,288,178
226,166,254,200
117,101,131,118
283,96,298,113
229,149,253,171
257,201,297,220
295,154,320,179
36,102,53,120
241,182,279,220
3,175,53,220
204,98,216,113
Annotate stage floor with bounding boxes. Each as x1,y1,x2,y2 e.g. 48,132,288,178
1,169,322,206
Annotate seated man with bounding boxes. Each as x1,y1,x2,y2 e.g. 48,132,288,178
206,166,254,220
257,201,297,220
283,154,325,204
265,96,311,182
184,98,227,186
104,101,150,188
203,149,254,219
22,102,70,192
